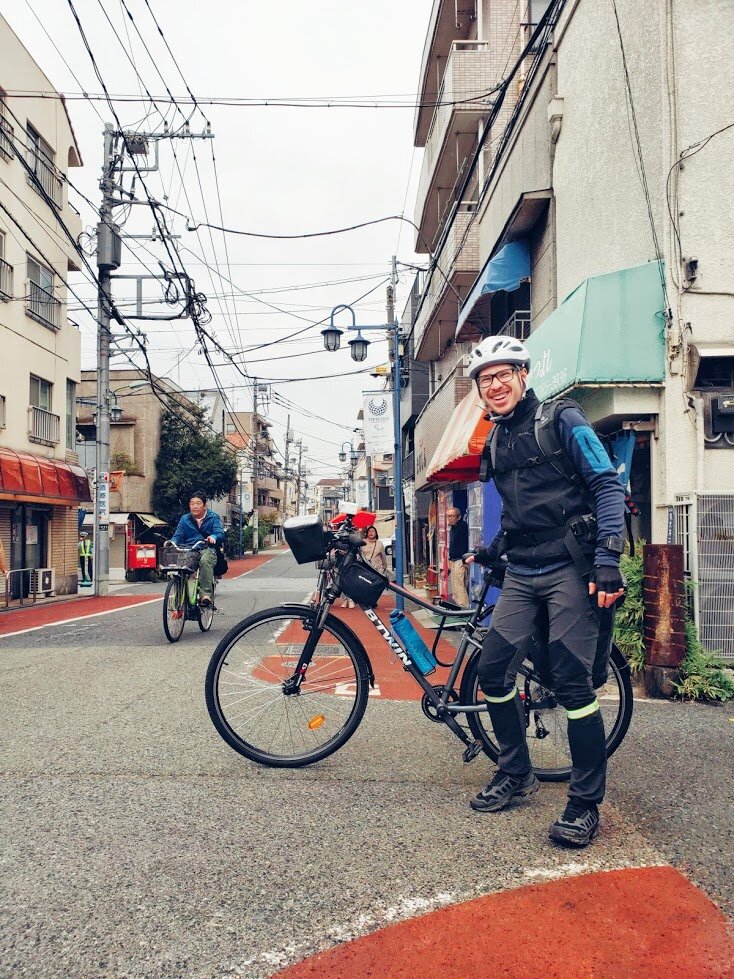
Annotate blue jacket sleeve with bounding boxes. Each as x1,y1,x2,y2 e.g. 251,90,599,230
206,511,226,544
170,515,188,546
556,407,626,567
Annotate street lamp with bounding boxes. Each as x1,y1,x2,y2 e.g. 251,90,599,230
323,301,405,609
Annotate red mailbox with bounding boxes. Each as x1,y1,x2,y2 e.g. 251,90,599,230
128,543,157,570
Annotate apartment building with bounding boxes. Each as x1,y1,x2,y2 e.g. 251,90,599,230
0,14,90,599
409,0,734,654
76,370,209,578
225,410,284,538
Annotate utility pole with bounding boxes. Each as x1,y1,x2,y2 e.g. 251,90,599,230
297,440,305,515
93,123,118,597
252,380,259,554
388,255,405,604
283,413,291,518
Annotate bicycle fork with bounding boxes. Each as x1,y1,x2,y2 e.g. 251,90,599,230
282,607,329,695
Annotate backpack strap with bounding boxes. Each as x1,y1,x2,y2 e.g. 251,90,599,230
533,397,583,486
478,424,497,482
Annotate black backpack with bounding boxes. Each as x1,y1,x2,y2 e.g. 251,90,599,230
480,397,637,554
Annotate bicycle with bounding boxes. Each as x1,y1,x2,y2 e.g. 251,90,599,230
159,541,217,643
204,512,633,777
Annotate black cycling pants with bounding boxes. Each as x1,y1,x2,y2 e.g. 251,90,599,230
477,564,611,805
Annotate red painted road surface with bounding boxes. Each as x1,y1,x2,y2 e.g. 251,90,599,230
0,551,278,636
274,866,734,979
330,594,457,701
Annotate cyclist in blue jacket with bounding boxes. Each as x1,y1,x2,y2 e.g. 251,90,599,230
464,336,626,848
168,491,225,607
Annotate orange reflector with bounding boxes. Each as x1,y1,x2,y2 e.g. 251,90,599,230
308,714,326,730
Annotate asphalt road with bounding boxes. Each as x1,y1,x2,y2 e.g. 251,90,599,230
0,550,731,978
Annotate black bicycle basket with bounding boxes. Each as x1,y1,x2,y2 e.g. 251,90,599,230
160,545,200,571
341,560,388,607
284,514,326,564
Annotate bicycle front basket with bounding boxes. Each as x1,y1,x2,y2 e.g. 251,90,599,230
341,560,387,607
284,515,326,564
160,546,201,571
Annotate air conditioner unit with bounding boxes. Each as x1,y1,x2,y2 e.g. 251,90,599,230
32,568,55,596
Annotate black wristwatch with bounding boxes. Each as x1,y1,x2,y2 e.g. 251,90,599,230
598,535,624,555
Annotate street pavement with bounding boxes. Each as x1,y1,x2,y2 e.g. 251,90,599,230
0,549,732,978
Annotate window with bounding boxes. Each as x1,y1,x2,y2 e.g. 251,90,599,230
0,91,12,161
694,356,734,390
26,123,60,206
66,379,76,448
0,229,10,300
27,255,53,293
26,254,59,328
30,375,52,411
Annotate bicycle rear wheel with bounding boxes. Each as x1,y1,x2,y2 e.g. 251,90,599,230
198,588,215,632
205,604,371,767
461,643,633,782
163,576,186,643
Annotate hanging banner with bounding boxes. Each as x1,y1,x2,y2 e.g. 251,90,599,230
355,479,369,509
362,390,394,456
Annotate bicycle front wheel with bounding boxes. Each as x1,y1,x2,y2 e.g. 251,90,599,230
461,643,633,782
163,575,186,643
205,604,371,767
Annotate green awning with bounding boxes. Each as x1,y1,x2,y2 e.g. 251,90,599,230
525,261,666,402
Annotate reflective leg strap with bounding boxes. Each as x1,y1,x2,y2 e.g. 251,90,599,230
566,699,600,720
485,686,518,705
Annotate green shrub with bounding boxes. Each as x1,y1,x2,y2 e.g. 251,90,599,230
673,618,734,702
613,546,646,675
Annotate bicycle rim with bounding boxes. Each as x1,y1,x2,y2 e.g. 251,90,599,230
464,645,632,782
205,606,370,767
163,577,186,642
198,603,214,632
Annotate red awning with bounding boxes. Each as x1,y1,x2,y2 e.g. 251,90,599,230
425,388,493,484
0,448,92,504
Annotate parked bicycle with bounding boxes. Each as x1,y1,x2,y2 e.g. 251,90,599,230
160,541,217,643
205,511,633,777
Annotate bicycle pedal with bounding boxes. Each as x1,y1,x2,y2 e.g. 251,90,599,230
462,741,484,763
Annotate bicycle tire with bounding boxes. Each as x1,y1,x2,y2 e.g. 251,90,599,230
205,604,371,768
461,643,633,782
163,575,186,643
198,593,215,632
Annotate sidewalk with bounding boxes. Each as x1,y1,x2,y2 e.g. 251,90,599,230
0,549,283,637
274,865,733,978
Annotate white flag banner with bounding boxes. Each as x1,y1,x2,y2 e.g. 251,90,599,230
355,479,369,509
362,390,394,455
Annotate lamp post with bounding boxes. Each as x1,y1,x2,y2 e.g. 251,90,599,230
322,275,405,610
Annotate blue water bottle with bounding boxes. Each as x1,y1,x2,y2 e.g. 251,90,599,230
389,610,437,676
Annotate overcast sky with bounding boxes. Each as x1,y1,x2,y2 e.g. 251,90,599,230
3,0,431,481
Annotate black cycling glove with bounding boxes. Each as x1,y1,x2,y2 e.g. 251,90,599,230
591,565,625,594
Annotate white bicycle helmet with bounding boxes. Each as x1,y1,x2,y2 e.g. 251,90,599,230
468,336,531,380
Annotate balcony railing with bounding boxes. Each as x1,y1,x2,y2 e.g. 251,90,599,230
28,405,61,445
0,257,12,300
0,114,13,161
26,281,61,330
498,310,531,341
27,152,62,208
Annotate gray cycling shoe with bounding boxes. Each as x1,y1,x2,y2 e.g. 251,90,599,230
549,800,600,847
470,770,539,813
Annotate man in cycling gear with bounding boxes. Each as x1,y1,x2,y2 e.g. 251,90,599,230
465,336,625,847
169,491,225,607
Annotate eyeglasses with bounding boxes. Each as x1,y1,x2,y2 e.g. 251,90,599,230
477,367,518,390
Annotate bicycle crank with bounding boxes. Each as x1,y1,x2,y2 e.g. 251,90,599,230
420,685,459,723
